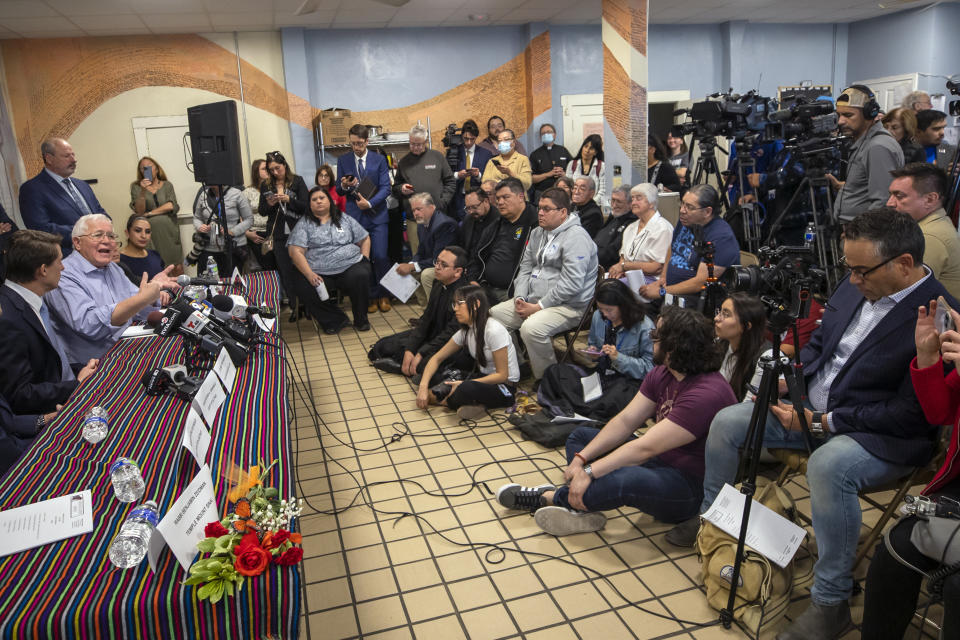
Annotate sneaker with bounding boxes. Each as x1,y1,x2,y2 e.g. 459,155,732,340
534,506,607,536
664,515,701,548
456,405,487,421
496,483,555,513
776,600,852,640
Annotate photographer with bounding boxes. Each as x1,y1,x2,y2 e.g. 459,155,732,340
673,209,953,640
192,184,252,275
831,85,904,222
861,299,960,640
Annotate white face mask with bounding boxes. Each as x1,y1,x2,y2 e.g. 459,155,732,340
541,133,555,145
498,141,512,155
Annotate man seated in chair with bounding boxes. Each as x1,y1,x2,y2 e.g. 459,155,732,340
667,208,954,640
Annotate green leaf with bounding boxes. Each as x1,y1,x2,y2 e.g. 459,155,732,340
264,487,279,499
184,575,206,586
213,536,235,554
210,581,225,603
224,580,234,597
197,538,216,553
197,582,214,600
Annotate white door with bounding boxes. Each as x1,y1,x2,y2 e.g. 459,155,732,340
133,116,205,271
853,73,918,113
561,93,604,151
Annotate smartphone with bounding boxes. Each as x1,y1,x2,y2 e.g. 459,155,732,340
577,347,603,358
492,159,502,168
143,166,153,181
341,174,355,182
935,296,956,333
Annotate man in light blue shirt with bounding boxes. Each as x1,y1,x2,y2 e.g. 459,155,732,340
45,214,177,364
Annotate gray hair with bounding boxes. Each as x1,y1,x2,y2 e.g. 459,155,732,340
409,124,429,141
409,192,434,207
611,184,632,200
902,90,930,110
72,213,112,238
40,137,67,159
575,176,596,193
687,183,719,213
630,183,658,207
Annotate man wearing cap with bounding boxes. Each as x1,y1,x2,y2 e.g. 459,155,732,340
830,85,904,222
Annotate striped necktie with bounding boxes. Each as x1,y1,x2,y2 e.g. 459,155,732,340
63,178,91,215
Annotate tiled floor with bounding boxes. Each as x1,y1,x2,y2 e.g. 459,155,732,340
282,301,942,640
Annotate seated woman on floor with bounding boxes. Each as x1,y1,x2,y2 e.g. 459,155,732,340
415,284,520,421
714,292,767,401
496,306,737,536
536,278,655,422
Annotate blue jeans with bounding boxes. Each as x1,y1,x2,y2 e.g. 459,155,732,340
552,427,703,524
701,401,912,605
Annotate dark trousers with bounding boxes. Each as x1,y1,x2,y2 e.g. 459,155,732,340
296,260,371,330
861,479,960,639
273,234,298,308
248,237,276,271
353,215,389,298
387,207,405,265
446,380,516,410
197,248,248,277
368,330,474,386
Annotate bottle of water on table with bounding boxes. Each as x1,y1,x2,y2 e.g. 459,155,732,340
206,256,219,279
82,406,109,444
110,457,145,503
109,500,159,569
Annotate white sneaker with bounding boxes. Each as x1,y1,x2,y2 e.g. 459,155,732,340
534,506,607,536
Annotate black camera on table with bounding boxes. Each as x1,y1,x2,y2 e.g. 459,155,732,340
184,230,211,266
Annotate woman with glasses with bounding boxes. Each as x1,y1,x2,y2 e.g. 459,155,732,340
118,215,165,280
881,108,926,164
566,134,606,205
714,293,767,401
415,284,520,420
315,164,347,212
129,156,182,269
259,151,310,321
288,187,372,334
607,183,673,287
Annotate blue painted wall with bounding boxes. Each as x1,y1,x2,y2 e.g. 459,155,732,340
648,24,724,99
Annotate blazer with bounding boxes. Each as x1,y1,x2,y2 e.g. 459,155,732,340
412,210,459,270
19,170,106,253
0,286,77,413
800,276,956,467
452,144,494,217
335,151,391,227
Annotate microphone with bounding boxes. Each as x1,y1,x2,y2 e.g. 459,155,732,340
141,365,202,399
177,274,221,287
211,294,235,322
901,495,960,520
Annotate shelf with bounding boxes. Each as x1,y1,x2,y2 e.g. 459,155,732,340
320,136,410,150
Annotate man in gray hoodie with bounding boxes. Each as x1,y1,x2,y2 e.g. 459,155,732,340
491,187,598,380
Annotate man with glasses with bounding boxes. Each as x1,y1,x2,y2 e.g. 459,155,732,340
458,189,499,259
395,193,458,305
45,214,178,364
482,129,533,192
19,137,106,255
491,187,598,381
394,124,456,257
369,246,471,380
570,176,603,238
639,184,738,308
592,184,637,271
451,120,493,220
464,178,537,304
669,208,955,640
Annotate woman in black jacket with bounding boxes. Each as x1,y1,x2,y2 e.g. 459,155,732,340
260,151,310,321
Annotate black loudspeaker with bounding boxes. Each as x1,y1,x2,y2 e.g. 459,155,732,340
187,100,244,186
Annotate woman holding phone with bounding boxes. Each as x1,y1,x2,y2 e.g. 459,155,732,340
129,156,182,269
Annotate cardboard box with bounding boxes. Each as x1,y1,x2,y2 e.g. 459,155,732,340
320,108,353,145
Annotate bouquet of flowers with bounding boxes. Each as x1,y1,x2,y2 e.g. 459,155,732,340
185,460,304,603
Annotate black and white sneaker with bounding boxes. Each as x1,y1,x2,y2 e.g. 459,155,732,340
534,506,607,536
495,483,555,513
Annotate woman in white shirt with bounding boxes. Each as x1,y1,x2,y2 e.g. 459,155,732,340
608,183,674,285
416,284,521,420
566,134,606,205
715,293,767,401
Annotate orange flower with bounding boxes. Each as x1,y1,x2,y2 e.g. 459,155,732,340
289,533,302,544
227,465,262,503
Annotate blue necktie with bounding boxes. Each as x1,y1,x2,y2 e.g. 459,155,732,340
358,158,365,179
39,302,74,381
63,178,91,215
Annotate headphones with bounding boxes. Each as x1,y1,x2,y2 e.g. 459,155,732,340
845,84,880,120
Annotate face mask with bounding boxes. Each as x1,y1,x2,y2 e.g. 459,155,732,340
498,141,512,154
541,133,555,145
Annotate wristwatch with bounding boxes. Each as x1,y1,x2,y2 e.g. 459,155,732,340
582,464,595,479
35,414,46,433
810,411,826,437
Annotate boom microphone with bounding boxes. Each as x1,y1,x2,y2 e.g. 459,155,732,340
176,274,221,287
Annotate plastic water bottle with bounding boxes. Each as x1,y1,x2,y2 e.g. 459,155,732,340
109,500,159,569
110,458,145,503
82,406,109,444
206,256,219,279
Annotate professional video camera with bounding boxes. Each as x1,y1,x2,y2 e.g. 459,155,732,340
676,91,777,141
763,98,838,143
720,240,829,324
441,123,463,173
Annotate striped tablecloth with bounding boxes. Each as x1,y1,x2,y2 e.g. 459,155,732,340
0,271,299,639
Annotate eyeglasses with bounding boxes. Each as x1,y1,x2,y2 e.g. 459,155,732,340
537,206,561,213
451,299,467,310
680,202,705,212
464,204,483,213
839,254,898,278
80,231,118,242
435,258,454,269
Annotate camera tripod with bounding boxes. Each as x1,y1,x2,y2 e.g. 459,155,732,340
732,139,762,255
690,135,731,215
719,316,819,628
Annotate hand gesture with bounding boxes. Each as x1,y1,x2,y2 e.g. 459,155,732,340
600,344,619,360
246,230,264,244
198,224,211,233
309,272,323,287
916,301,942,367
401,184,414,196
563,456,584,482
515,299,539,319
770,401,812,432
139,179,152,189
499,163,515,177
0,222,11,234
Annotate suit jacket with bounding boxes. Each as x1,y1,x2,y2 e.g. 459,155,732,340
335,151,391,227
800,276,956,466
572,199,603,238
412,210,459,270
19,170,106,253
452,144,494,217
0,202,17,281
0,393,35,480
0,286,77,413
404,273,469,357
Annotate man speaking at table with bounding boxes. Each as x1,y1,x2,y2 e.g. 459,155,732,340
45,214,179,365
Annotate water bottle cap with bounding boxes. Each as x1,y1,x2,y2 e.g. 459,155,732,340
109,457,136,474
143,500,158,509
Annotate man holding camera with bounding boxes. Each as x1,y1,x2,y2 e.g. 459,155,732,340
337,124,393,312
671,209,953,640
831,85,904,222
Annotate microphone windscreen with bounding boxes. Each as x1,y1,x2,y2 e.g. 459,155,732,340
176,274,192,288
211,295,234,321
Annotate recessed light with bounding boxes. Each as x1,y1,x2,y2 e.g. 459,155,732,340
469,14,488,22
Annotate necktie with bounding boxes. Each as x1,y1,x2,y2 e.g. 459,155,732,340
39,301,75,381
464,148,473,192
358,158,365,179
63,178,91,215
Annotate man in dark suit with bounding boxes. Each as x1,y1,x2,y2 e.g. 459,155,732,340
0,230,98,414
450,119,493,221
395,193,458,306
19,138,106,254
671,208,955,639
336,124,393,312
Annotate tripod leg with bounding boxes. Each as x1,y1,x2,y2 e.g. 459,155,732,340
781,366,816,454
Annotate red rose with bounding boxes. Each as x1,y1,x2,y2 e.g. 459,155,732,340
275,547,303,566
234,544,271,576
204,522,230,538
239,532,261,548
265,530,290,550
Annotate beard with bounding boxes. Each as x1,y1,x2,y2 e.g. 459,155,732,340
652,344,665,366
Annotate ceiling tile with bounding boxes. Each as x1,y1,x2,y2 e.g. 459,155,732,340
391,7,456,21
329,21,390,29
201,0,272,11
274,9,338,26
0,16,80,31
0,1,58,18
500,7,561,21
81,27,154,35
43,0,138,16
209,12,272,27
68,14,146,29
139,13,213,29
125,0,204,14
15,29,86,37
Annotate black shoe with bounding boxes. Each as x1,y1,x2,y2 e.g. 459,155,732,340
776,600,853,640
495,483,555,513
323,319,350,335
372,357,404,374
408,317,420,328
664,516,700,548
354,322,371,332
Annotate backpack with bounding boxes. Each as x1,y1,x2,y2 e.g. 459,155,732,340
697,481,813,637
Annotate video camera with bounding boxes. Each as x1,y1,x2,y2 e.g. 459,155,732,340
764,98,837,143
675,91,777,141
441,123,463,173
